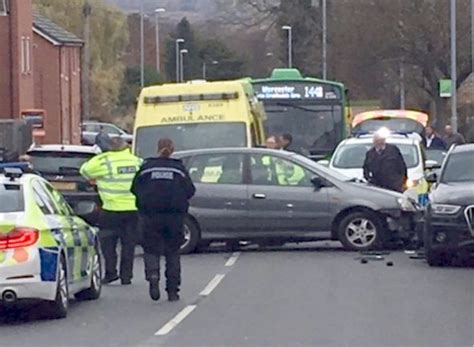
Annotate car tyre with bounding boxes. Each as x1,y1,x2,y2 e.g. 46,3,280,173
180,217,199,254
75,245,102,300
46,255,68,319
338,211,384,251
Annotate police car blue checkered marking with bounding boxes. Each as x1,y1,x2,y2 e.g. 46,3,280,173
39,248,59,282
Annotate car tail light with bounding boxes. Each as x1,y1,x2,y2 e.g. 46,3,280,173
0,228,39,250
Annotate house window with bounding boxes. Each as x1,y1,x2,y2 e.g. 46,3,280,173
26,36,31,73
0,0,9,16
20,36,26,74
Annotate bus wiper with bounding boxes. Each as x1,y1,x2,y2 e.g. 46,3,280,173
275,102,317,112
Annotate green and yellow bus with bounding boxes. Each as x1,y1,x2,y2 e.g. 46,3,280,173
252,69,348,159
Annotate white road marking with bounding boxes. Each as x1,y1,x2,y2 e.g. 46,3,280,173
200,274,226,296
225,252,241,267
155,305,197,336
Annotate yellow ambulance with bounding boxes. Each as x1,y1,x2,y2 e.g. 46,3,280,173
133,80,266,158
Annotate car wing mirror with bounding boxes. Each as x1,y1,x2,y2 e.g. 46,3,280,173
74,201,96,217
317,160,329,167
425,171,438,184
425,160,441,170
311,176,325,190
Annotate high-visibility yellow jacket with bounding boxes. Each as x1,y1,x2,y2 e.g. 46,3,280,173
80,149,142,212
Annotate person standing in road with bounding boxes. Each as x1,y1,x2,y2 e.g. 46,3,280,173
443,125,465,148
424,126,446,150
363,132,408,192
131,138,195,302
280,133,295,152
80,137,141,285
95,125,112,152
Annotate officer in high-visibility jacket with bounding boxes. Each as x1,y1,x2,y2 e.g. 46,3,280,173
80,137,142,285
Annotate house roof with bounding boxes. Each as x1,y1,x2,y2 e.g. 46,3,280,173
458,73,474,105
33,13,84,46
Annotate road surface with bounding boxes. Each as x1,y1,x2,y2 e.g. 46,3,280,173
1,243,473,347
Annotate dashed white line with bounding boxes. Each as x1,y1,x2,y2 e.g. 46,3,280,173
225,252,241,267
155,305,197,336
200,274,226,296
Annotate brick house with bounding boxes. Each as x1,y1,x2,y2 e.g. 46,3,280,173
0,0,83,145
33,13,83,145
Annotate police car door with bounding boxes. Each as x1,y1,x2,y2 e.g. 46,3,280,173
186,153,248,234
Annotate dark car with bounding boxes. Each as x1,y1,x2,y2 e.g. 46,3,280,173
26,145,102,226
424,144,474,266
174,148,417,253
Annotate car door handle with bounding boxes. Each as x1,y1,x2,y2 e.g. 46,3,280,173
252,193,266,200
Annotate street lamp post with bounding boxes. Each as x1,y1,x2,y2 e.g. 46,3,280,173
450,0,458,132
140,0,144,88
202,60,219,80
175,38,184,83
154,8,166,75
282,25,292,68
322,0,327,80
180,49,188,83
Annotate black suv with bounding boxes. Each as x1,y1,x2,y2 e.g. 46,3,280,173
424,144,474,266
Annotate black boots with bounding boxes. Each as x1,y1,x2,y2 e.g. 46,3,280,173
149,279,160,301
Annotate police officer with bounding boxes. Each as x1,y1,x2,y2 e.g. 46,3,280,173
131,138,195,302
80,137,141,285
363,131,407,192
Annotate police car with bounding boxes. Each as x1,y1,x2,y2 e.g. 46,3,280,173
320,132,430,205
0,167,101,319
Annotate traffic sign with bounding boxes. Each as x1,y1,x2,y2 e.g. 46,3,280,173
439,79,452,98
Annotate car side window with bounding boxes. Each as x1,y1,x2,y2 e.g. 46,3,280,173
43,183,73,216
250,154,314,187
32,181,59,215
104,125,121,135
187,154,244,184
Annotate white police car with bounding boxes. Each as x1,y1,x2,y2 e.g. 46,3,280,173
0,167,101,319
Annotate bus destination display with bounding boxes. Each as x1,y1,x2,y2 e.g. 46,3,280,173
254,82,342,101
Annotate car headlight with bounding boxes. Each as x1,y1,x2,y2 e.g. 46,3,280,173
431,204,461,215
397,197,416,212
405,179,418,189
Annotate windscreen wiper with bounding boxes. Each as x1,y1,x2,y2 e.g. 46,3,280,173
275,102,318,112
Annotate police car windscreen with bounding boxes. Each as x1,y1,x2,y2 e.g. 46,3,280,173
135,123,247,158
0,184,24,213
441,152,474,183
29,152,95,175
333,143,419,169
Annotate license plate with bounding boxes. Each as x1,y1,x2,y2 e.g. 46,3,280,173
51,181,77,191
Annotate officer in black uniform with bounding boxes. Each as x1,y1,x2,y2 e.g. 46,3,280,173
131,138,195,302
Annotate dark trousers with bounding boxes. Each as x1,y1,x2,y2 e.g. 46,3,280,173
99,210,138,281
141,213,184,293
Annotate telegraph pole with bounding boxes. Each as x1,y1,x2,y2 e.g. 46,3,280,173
450,0,458,132
82,0,91,121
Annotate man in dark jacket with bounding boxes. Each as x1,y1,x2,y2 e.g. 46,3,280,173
131,138,195,302
363,133,408,192
424,126,446,150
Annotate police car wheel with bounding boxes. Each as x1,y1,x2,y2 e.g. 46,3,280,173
180,218,199,254
75,246,102,300
46,255,68,319
338,211,383,251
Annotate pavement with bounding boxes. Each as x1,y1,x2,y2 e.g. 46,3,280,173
0,242,473,347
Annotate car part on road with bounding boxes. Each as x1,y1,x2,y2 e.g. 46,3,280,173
386,261,394,266
338,211,384,251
